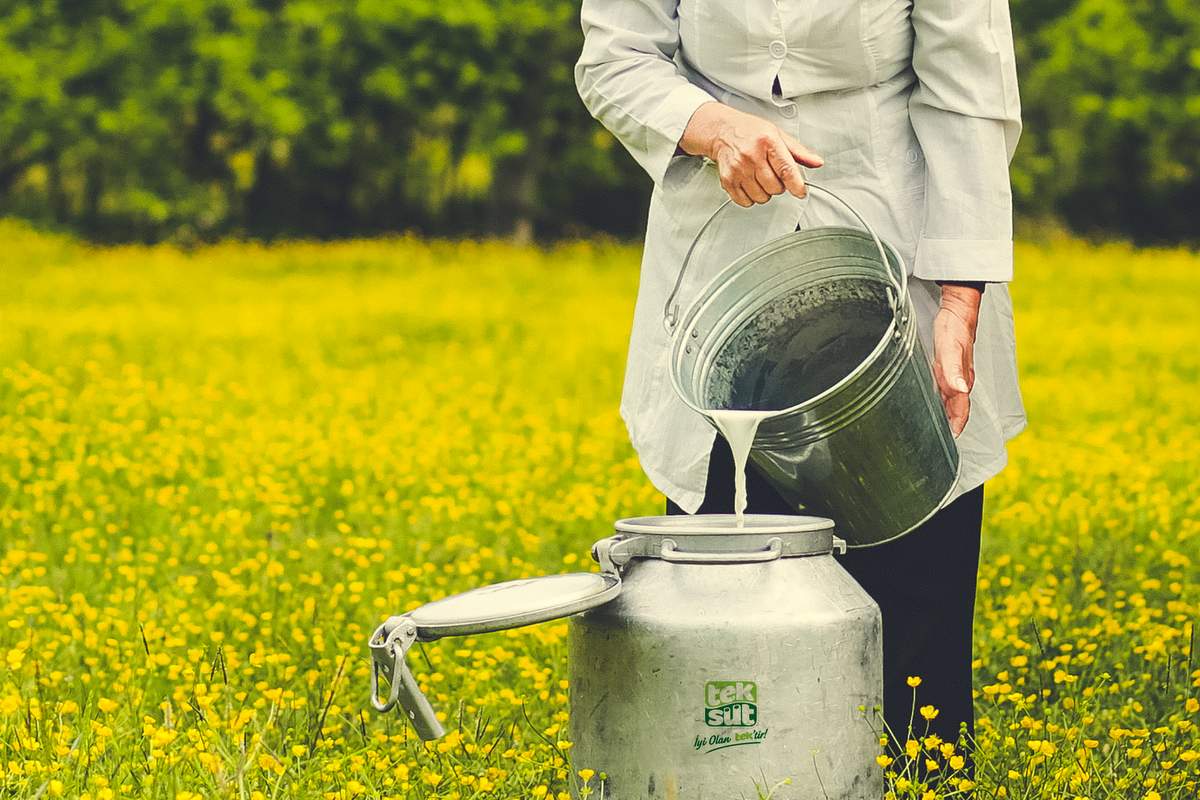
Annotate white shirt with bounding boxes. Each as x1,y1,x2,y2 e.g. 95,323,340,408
575,0,1027,513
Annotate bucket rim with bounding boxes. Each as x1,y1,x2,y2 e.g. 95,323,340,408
669,226,911,423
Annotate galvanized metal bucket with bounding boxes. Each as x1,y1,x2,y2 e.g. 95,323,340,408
665,184,960,547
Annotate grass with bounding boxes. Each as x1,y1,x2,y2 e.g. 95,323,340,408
0,220,1198,799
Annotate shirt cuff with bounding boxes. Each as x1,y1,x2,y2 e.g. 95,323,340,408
936,280,987,294
640,83,718,186
912,237,1013,283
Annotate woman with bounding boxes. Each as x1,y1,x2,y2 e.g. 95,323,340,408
574,0,1025,750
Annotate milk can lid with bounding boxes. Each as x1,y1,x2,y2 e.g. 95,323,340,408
403,572,621,640
614,514,834,536
602,514,842,562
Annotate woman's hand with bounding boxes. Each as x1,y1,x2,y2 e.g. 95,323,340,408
932,284,982,437
680,102,823,207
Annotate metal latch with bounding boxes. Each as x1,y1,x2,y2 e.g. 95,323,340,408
369,616,445,740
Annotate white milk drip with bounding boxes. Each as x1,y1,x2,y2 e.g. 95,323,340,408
707,409,777,527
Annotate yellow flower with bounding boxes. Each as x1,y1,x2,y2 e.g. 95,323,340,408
1027,740,1056,756
920,705,940,721
257,754,284,774
578,768,595,782
2,227,1199,796
907,676,923,689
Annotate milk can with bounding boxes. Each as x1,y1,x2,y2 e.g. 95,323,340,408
369,514,883,799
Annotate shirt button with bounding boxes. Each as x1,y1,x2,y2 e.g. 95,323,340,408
780,103,798,119
769,40,787,59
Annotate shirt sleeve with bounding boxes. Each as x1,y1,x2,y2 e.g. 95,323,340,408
575,0,717,186
908,0,1023,283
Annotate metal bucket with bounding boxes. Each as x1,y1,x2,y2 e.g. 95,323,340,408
665,184,959,547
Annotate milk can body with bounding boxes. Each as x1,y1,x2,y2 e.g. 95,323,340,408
368,514,884,800
571,543,882,799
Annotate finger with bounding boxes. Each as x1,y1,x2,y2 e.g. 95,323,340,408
719,168,754,208
946,393,970,437
741,176,772,205
943,349,971,395
766,141,808,198
937,348,971,436
754,162,786,197
781,133,824,168
726,182,754,208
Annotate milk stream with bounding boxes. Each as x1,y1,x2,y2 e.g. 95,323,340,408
707,409,775,527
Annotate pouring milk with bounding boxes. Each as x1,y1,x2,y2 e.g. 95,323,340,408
707,409,777,527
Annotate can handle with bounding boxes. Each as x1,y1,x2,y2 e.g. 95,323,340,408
591,535,643,574
369,616,447,740
663,182,906,333
658,536,784,563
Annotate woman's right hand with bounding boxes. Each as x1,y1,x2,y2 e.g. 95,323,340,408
679,102,824,207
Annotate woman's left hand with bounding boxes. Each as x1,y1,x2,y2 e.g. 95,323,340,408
932,284,982,437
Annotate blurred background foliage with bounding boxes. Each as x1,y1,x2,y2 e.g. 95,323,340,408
0,0,1197,243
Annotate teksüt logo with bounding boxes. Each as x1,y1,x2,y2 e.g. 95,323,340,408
704,681,758,727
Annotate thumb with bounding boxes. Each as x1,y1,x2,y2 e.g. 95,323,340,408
944,351,970,394
781,133,824,168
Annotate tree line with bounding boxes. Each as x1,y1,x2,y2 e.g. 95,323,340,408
0,0,1196,243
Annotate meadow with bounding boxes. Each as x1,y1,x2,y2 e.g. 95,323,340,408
0,220,1198,799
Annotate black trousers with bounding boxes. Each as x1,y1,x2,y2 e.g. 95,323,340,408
666,436,984,747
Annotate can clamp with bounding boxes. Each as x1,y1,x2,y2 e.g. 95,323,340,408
369,616,445,739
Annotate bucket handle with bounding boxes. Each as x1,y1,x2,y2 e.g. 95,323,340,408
663,182,906,333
